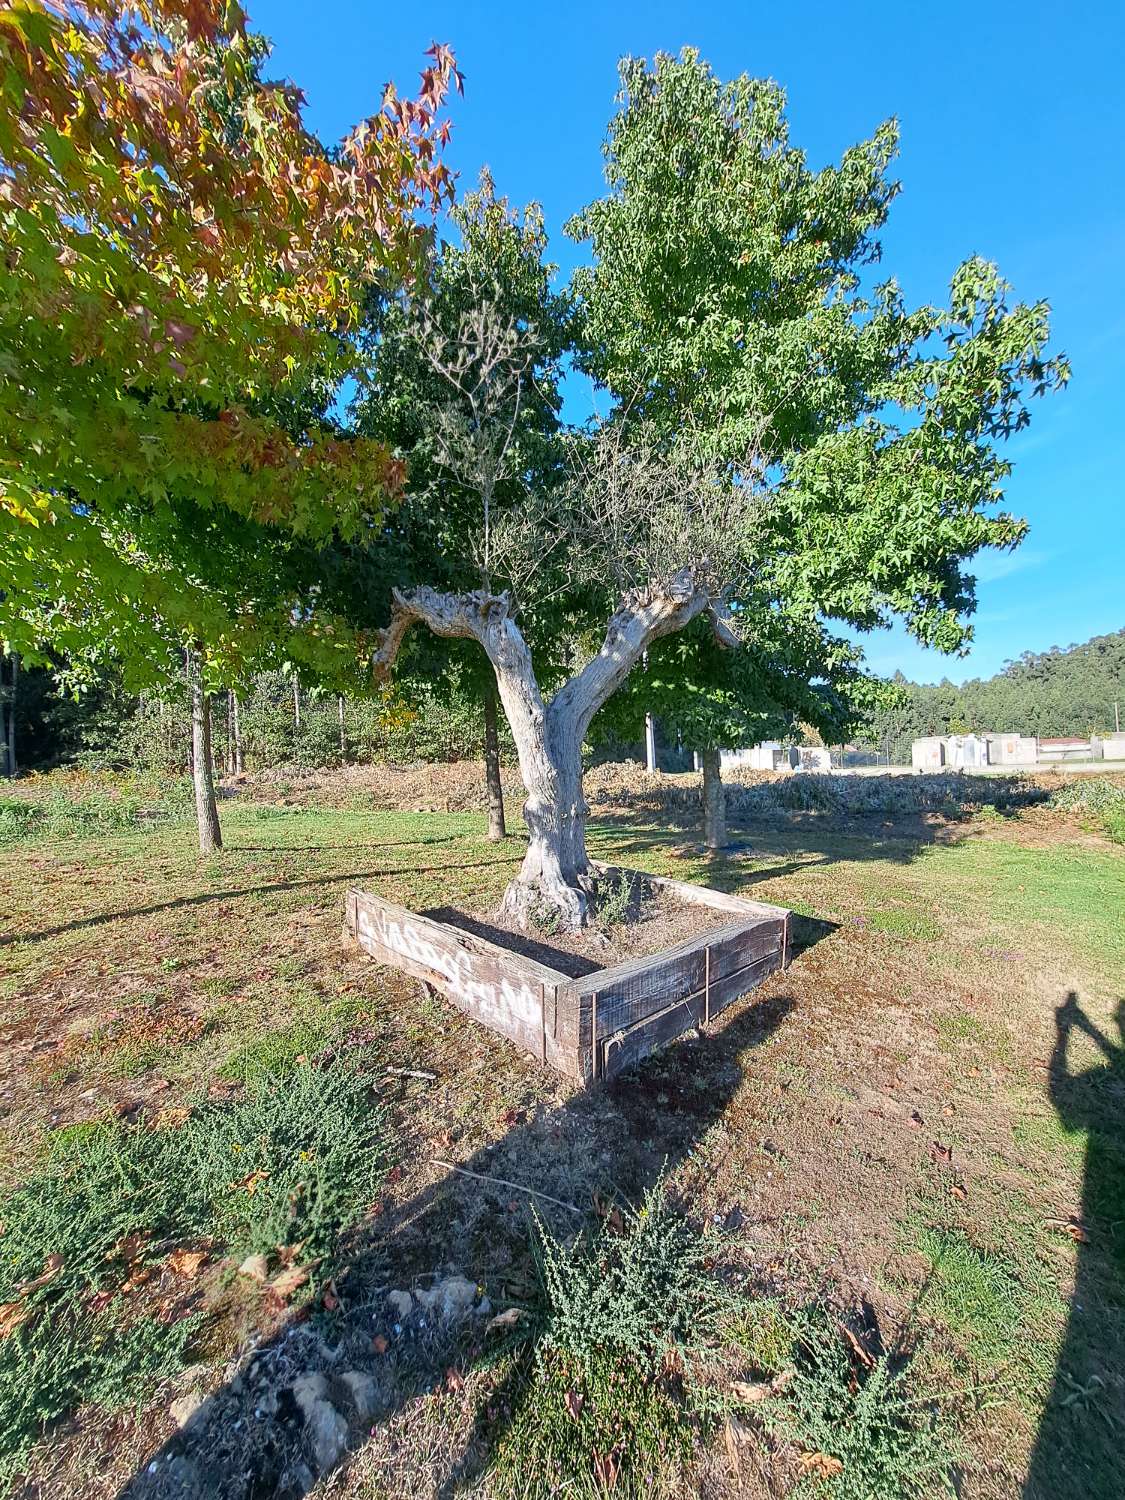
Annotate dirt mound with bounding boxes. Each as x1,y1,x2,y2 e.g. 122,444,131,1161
221,760,523,814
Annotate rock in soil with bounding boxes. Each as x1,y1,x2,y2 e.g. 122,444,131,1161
290,1372,349,1472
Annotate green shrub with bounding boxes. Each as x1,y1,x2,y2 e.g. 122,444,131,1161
0,1306,200,1487
725,771,1042,825
489,1179,730,1499
758,1311,959,1499
0,1064,389,1479
0,777,193,844
1050,777,1125,844
593,872,641,930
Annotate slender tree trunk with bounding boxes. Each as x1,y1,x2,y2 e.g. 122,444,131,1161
232,691,244,773
187,649,222,855
483,681,507,842
338,695,346,760
225,690,234,774
645,711,657,773
1,652,15,778
701,746,727,850
292,675,301,729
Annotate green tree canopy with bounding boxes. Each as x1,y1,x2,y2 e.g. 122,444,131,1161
568,50,1069,656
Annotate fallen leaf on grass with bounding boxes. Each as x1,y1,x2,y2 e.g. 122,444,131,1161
167,1248,207,1279
565,1388,584,1423
798,1452,844,1479
930,1140,953,1165
951,1183,968,1201
276,1242,305,1268
731,1365,791,1404
592,1191,625,1235
372,1334,389,1355
485,1306,526,1335
840,1323,876,1369
16,1253,63,1296
109,1231,150,1266
1046,1217,1089,1243
268,1266,309,1300
592,1448,619,1488
731,1379,772,1405
445,1366,464,1393
0,1303,29,1340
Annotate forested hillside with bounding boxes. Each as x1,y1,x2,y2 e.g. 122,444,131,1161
866,629,1125,762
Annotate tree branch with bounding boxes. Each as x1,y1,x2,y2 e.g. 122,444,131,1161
370,585,501,681
549,568,735,737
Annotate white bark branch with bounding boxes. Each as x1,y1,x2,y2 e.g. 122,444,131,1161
549,569,739,739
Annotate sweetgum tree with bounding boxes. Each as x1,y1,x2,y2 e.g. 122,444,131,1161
0,0,459,847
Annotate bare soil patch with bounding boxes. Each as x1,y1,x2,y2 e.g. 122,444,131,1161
428,878,728,978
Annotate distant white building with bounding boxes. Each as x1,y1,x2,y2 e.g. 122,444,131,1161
944,733,989,769
911,731,1117,770
721,742,786,772
985,733,1037,766
911,737,945,771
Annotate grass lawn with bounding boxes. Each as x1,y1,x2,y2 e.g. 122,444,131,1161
0,773,1122,1499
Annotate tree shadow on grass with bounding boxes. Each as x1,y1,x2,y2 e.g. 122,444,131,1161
585,768,1052,875
0,856,525,948
1023,992,1125,1500
107,970,813,1500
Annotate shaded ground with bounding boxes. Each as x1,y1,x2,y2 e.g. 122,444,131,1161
0,769,1122,1498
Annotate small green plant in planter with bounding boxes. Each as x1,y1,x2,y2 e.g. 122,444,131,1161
594,872,640,931
527,897,564,936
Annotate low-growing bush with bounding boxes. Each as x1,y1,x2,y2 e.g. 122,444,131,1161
725,771,1043,824
758,1310,960,1499
0,1306,199,1487
0,773,193,844
489,1179,731,1498
0,1063,389,1480
1050,777,1125,844
488,1185,958,1500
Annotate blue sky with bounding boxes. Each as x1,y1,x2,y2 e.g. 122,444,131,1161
257,0,1123,685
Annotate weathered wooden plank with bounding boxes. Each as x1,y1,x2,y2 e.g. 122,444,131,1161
599,950,782,1079
570,914,785,1040
348,889,567,1063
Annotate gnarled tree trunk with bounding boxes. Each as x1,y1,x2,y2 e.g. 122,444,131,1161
373,571,737,927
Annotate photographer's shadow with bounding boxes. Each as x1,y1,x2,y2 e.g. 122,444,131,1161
1024,992,1125,1499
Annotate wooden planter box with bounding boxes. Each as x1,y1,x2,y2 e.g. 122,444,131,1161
343,865,790,1083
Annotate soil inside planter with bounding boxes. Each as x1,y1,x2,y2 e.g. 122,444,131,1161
424,877,728,979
